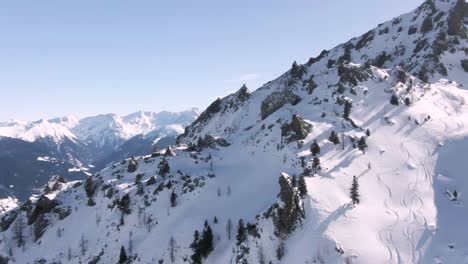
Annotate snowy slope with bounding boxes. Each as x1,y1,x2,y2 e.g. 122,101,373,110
0,1,467,264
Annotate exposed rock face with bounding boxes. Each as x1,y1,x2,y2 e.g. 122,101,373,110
261,90,301,120
127,158,138,173
281,114,312,143
34,214,48,241
338,63,373,86
0,210,17,231
462,59,468,73
447,0,467,38
27,195,59,225
193,134,230,150
53,206,72,220
268,173,305,239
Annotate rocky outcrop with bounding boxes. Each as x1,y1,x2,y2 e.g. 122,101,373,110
127,157,138,173
0,210,17,231
266,173,305,239
34,214,48,241
261,90,301,120
338,63,373,86
281,114,312,143
447,0,467,38
27,195,60,225
190,134,230,151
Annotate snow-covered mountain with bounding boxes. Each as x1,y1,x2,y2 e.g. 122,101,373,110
0,109,198,200
0,0,467,263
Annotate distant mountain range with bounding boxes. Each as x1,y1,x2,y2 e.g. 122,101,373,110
0,109,198,200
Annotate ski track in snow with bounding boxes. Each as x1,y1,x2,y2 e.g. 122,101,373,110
376,170,401,264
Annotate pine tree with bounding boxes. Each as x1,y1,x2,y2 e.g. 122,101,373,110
390,94,399,105
329,131,340,145
169,236,176,263
312,157,321,174
170,189,178,207
200,224,214,258
226,218,232,240
190,231,202,264
358,137,368,153
79,234,87,256
292,174,297,187
13,217,25,247
118,246,128,264
350,176,360,205
310,140,320,156
236,219,246,246
158,158,170,176
298,176,308,197
213,216,218,224
343,100,353,119
366,129,371,137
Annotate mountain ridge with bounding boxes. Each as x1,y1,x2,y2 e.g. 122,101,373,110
0,0,467,263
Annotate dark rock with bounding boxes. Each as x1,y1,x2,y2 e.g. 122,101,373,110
27,195,60,225
392,68,408,83
281,114,312,143
127,158,138,173
462,60,468,73
421,17,433,33
269,173,305,238
373,52,392,68
53,206,72,220
290,61,306,80
261,90,301,120
146,176,157,186
0,210,18,231
304,76,318,94
338,63,373,86
355,30,375,50
447,0,468,38
306,50,329,65
413,39,428,53
34,214,48,241
408,25,418,35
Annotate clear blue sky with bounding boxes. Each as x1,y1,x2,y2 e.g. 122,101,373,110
0,0,423,121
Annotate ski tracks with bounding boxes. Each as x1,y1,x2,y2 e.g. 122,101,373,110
376,171,401,263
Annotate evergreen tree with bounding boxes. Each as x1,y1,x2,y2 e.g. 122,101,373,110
13,217,25,247
358,137,368,153
390,94,399,105
236,219,246,246
366,129,371,137
118,194,131,215
190,231,202,264
200,224,214,258
310,140,320,156
350,176,360,205
169,237,177,264
118,246,128,264
226,218,232,240
343,100,353,119
312,157,321,174
298,176,308,197
329,131,340,145
213,216,218,224
158,158,170,176
292,174,297,187
170,189,178,207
